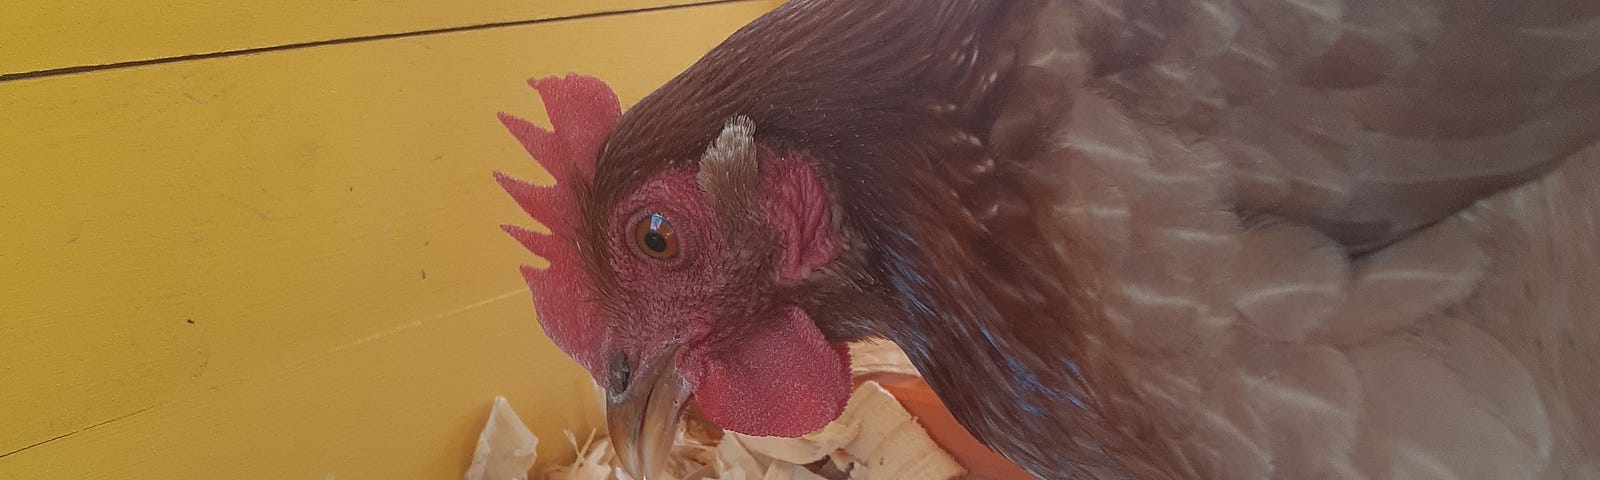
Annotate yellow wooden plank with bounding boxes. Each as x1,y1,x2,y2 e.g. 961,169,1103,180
0,294,601,478
0,1,781,478
0,0,723,77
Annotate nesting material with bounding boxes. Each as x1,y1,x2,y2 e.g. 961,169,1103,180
465,396,541,480
725,381,965,480
466,383,963,480
542,430,637,480
847,341,919,377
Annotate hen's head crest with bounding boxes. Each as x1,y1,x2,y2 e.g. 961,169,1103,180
493,73,620,374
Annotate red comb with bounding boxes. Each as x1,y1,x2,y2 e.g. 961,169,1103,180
495,73,621,373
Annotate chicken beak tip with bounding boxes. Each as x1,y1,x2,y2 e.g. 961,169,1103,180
606,346,691,480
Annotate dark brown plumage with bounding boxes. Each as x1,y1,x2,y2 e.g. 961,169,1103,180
503,0,1600,478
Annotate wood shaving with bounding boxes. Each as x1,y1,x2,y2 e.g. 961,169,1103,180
464,396,541,480
467,343,959,480
464,345,960,480
725,381,965,480
847,341,919,377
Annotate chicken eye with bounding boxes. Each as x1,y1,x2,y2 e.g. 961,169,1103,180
631,213,679,259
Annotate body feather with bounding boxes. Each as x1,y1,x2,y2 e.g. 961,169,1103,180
590,0,1600,477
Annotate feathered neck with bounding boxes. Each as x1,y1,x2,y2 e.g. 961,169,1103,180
591,0,1171,476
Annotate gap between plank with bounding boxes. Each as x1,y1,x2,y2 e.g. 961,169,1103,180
0,0,752,84
0,404,160,460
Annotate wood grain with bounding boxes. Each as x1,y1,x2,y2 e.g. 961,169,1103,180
0,0,733,77
0,1,780,477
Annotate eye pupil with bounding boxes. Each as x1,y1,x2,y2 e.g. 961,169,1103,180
632,213,680,259
643,232,668,253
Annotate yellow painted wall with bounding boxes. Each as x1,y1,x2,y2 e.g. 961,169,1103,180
0,1,780,478
0,0,727,76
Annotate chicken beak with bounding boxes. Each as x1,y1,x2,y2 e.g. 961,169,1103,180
606,345,691,480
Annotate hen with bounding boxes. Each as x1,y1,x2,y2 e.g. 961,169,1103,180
495,0,1600,478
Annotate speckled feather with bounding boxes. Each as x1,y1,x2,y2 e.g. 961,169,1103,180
571,0,1600,478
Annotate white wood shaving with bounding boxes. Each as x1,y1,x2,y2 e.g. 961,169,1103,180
464,396,541,480
847,341,920,377
468,342,958,480
730,381,964,480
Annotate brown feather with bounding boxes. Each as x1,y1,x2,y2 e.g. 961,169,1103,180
589,0,1600,477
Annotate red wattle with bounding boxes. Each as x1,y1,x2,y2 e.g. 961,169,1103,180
683,306,852,437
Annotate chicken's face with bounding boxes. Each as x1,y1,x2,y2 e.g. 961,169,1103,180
496,75,852,478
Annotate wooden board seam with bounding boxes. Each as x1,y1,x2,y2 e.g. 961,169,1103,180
0,0,754,84
0,403,160,461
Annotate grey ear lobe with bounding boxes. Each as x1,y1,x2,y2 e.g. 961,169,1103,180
696,116,761,213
